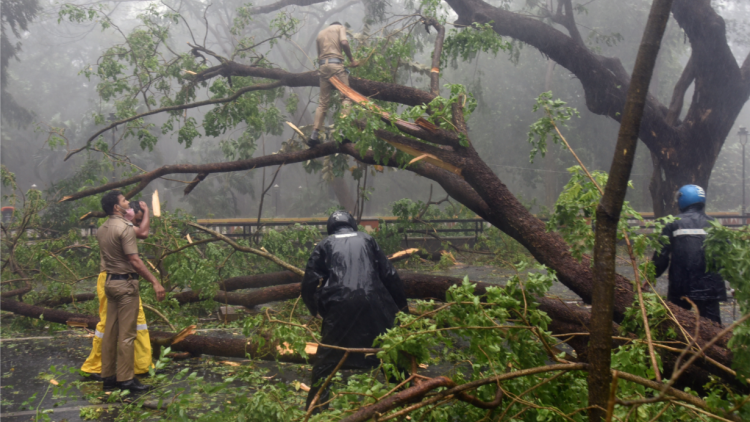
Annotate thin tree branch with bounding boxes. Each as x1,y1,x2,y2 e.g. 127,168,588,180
256,165,283,226
64,81,283,161
304,351,350,420
186,221,304,276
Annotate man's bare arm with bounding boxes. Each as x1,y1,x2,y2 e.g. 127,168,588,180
127,254,165,301
340,40,358,67
134,201,150,239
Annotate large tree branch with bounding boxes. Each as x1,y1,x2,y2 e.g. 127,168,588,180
549,0,583,45
742,51,750,83
666,0,749,161
60,142,340,205
70,62,437,162
248,0,329,15
664,54,695,126
443,0,674,154
212,61,436,106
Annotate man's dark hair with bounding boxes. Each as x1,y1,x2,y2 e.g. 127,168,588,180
101,190,123,215
330,21,342,26
129,201,142,215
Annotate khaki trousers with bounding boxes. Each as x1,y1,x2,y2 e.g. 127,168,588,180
81,272,152,375
101,276,140,381
313,63,352,132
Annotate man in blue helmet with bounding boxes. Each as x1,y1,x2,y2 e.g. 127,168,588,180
301,211,408,413
652,185,726,324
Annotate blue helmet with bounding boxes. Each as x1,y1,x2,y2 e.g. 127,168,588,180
677,184,706,211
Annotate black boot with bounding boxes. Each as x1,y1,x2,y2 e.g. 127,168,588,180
306,130,321,147
102,376,118,391
118,378,153,393
83,372,103,382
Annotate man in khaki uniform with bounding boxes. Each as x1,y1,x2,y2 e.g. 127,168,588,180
97,190,165,393
308,22,358,146
81,200,153,380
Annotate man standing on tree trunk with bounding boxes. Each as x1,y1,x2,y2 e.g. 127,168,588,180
307,22,358,147
97,190,165,393
652,185,727,324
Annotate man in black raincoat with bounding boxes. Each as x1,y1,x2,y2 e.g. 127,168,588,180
302,211,409,412
652,184,726,324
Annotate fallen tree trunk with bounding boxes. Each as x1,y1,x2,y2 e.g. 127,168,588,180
1,284,32,299
218,271,301,291
38,293,96,307
8,270,735,380
2,273,738,393
0,299,306,363
173,283,302,308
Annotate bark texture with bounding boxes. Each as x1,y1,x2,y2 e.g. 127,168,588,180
588,1,673,418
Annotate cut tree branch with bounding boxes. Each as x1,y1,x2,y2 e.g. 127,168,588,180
423,17,446,96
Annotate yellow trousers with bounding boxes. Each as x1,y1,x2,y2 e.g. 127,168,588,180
81,272,153,375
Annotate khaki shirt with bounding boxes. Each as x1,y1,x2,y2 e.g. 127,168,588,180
317,24,347,60
97,215,138,275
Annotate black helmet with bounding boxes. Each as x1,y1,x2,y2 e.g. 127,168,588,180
327,211,357,235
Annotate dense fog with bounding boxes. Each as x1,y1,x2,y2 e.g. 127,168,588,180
2,0,749,218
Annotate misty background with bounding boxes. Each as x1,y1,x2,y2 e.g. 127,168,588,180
2,0,749,219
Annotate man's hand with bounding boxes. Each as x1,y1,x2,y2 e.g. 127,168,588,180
348,60,359,68
152,281,166,302
139,201,149,213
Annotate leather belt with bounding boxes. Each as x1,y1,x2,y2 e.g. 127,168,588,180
108,273,138,280
319,58,343,65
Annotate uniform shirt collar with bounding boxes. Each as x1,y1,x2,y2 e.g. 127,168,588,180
109,215,132,225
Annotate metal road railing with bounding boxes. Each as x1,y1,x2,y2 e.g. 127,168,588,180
189,217,486,240
18,213,748,240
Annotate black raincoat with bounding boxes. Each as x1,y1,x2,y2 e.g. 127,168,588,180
301,211,408,411
652,204,726,322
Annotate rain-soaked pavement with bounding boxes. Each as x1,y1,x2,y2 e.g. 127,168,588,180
0,264,739,421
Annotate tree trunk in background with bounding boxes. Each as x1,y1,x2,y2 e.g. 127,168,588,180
444,0,750,217
330,177,356,213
